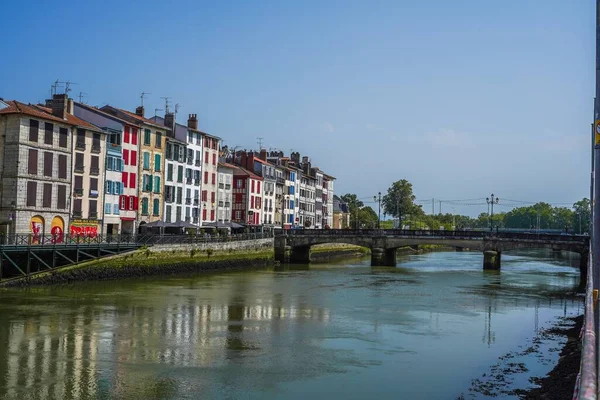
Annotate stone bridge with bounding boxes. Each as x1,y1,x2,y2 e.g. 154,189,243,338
275,229,589,275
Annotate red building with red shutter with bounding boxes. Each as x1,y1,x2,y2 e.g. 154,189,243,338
231,165,263,227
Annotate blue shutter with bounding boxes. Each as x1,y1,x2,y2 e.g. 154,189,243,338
119,182,124,195
113,203,119,215
105,180,111,193
105,203,112,215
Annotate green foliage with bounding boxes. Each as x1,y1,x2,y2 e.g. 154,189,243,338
190,248,197,257
206,248,214,259
382,179,422,223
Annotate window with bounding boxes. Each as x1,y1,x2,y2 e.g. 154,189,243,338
130,150,137,166
211,173,215,185
107,156,115,170
123,149,129,166
76,129,86,149
131,128,138,145
176,187,182,204
236,179,243,189
212,153,216,165
90,156,99,175
92,133,101,152
210,210,215,221
28,149,38,175
143,152,150,170
257,181,261,193
177,166,183,183
73,199,82,216
105,203,112,215
114,204,120,215
90,178,98,196
144,129,151,145
153,176,160,194
166,143,173,160
44,122,53,145
129,196,135,210
58,127,68,148
205,151,209,164
166,205,172,222
155,132,162,148
89,200,97,218
57,185,66,209
204,171,208,184
26,181,36,206
251,180,255,193
250,196,254,208
105,180,113,193
235,211,241,220
153,199,160,216
202,190,207,201
122,172,129,188
75,153,84,172
211,191,215,203
129,173,136,189
43,183,52,208
43,152,53,177
124,127,130,143
202,208,207,220
141,198,149,215
167,164,173,181
29,120,39,142
154,154,161,171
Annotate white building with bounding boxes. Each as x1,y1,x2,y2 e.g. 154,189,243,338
216,163,234,224
163,136,187,223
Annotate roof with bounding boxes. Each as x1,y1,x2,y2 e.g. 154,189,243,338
0,100,103,132
150,115,222,141
74,102,134,126
231,165,264,180
100,106,168,130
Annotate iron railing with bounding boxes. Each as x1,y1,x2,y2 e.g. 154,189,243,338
0,232,274,248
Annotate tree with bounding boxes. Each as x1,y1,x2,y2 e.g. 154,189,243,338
382,179,421,225
573,198,591,234
358,206,379,229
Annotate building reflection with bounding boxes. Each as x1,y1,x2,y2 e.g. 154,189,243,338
0,291,330,400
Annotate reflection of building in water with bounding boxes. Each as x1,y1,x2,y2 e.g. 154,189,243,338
0,295,330,399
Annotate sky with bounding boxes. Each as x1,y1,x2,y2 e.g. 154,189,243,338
0,0,594,216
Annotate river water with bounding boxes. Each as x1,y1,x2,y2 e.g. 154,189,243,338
0,250,582,400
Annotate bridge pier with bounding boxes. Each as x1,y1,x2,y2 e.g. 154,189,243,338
455,247,464,252
483,250,501,270
371,248,397,267
290,246,311,264
274,236,291,263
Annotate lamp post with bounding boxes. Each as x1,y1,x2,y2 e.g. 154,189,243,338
281,194,289,229
8,201,15,243
486,194,499,231
373,192,381,229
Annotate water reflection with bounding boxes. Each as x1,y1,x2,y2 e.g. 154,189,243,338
0,250,583,400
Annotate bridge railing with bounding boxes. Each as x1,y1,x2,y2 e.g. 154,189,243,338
0,232,273,249
575,248,597,400
278,229,589,243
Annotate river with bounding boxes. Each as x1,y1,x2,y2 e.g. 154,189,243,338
0,250,582,399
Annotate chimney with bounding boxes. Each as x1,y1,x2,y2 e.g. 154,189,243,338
67,98,74,114
51,94,68,119
291,152,300,165
260,149,267,161
187,113,198,130
241,151,247,168
164,112,175,131
135,106,145,117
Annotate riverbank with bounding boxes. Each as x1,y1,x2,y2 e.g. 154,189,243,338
0,248,275,288
310,243,370,262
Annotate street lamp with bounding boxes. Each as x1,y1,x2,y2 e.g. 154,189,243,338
281,194,289,229
373,192,382,229
486,194,499,231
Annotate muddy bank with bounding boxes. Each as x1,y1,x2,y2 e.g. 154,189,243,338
310,249,369,262
518,315,582,400
1,256,274,288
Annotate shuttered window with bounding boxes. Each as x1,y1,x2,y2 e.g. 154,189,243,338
141,198,149,215
73,199,82,214
59,127,68,148
143,152,150,170
153,176,160,193
29,120,39,142
75,153,84,172
91,156,99,175
74,175,83,190
43,183,52,207
154,154,161,171
90,178,98,192
26,181,37,206
89,200,97,217
58,155,67,179
153,199,160,216
57,185,66,209
44,122,53,145
28,149,38,175
43,152,53,177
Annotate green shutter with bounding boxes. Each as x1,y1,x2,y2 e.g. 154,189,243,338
143,152,149,169
142,198,148,215
155,154,161,171
148,175,153,191
154,176,160,193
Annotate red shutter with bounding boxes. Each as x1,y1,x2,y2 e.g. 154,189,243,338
130,173,136,189
123,149,129,166
119,195,125,210
131,128,138,145
257,181,261,193
124,127,130,143
212,173,215,184
122,172,128,188
133,196,139,210
211,192,215,203
131,150,137,166
204,171,208,184
212,153,216,165
210,210,214,220
202,209,207,220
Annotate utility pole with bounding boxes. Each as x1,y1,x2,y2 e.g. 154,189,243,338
593,0,600,291
374,192,382,229
486,194,499,231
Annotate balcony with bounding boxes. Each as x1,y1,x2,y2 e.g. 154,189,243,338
186,178,193,185
89,190,99,198
185,216,191,222
108,143,122,153
90,167,100,176
195,160,201,167
89,212,98,219
219,183,224,189
91,145,101,154
185,197,192,205
193,217,199,224
225,184,231,190
194,198,199,205
276,177,285,185
74,165,84,173
72,211,82,218
225,202,230,207
73,188,83,197
75,142,86,150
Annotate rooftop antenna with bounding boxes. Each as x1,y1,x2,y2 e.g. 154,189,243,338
154,108,163,117
161,97,172,113
174,103,181,119
78,92,88,103
51,79,65,96
257,137,264,150
141,91,151,107
65,81,77,95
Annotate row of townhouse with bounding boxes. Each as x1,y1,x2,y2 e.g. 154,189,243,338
0,92,334,237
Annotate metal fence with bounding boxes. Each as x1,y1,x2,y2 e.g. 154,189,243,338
0,232,274,249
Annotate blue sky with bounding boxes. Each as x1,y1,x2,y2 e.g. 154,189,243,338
0,0,594,216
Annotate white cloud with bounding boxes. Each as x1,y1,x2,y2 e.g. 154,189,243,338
320,122,335,133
